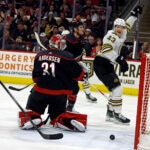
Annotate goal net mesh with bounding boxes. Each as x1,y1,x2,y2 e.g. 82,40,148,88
134,54,150,150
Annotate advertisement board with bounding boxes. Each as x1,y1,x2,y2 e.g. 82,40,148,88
0,50,140,95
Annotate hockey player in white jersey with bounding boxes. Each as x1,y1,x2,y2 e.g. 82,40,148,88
93,5,142,124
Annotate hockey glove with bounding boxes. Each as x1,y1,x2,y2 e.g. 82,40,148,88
120,45,131,59
131,5,143,17
116,56,128,73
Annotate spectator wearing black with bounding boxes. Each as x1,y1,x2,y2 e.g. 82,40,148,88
14,36,26,51
0,29,15,50
47,11,57,26
84,34,96,56
58,11,70,30
11,21,28,42
40,16,48,33
49,25,59,39
91,13,105,38
39,32,49,49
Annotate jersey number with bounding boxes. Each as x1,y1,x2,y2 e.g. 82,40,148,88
41,62,55,77
107,36,116,43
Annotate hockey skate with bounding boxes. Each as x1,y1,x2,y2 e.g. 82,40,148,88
86,93,97,103
105,105,130,125
113,112,130,125
105,105,114,122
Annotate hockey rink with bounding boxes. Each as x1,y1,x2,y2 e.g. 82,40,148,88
0,83,138,150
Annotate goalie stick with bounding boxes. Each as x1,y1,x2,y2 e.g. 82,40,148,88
0,81,63,140
9,83,33,91
34,31,47,50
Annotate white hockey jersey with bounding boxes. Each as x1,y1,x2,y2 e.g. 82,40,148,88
98,16,137,63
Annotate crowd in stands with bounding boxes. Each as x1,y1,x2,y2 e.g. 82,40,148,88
0,0,149,60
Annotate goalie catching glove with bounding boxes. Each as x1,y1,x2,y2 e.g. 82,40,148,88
116,55,128,73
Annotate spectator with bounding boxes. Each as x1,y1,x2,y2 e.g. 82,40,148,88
84,34,96,56
84,14,92,29
90,7,99,23
46,4,58,17
60,0,71,13
91,13,105,38
60,3,72,18
47,11,57,26
84,28,92,42
0,29,15,50
57,11,70,30
72,0,83,16
11,21,28,41
39,32,49,49
138,42,150,59
83,0,92,9
40,16,48,33
14,36,26,51
91,37,102,57
0,0,107,52
49,25,59,38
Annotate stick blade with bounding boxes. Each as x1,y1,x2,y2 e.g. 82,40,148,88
42,133,63,140
8,86,21,91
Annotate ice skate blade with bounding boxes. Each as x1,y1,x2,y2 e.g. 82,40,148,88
87,99,97,103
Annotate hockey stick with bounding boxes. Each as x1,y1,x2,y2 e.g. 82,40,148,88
34,32,47,50
9,83,33,91
132,2,144,59
0,81,63,140
90,84,110,101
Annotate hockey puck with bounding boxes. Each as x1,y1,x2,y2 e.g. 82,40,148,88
110,134,115,140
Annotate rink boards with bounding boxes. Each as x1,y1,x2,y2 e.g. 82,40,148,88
0,50,141,95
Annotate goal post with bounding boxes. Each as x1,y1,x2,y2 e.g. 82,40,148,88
134,54,150,150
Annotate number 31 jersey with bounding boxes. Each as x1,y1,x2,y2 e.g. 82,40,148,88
32,49,84,95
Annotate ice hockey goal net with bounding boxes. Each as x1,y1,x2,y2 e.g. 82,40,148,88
134,54,150,150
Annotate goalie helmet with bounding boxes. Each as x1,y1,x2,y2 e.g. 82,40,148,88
113,18,126,27
49,34,66,50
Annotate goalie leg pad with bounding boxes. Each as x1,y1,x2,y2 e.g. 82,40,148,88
50,111,87,132
18,110,42,130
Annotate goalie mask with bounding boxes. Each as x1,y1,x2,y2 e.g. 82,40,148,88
49,34,66,50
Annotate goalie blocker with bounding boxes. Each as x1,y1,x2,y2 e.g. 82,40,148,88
19,110,87,132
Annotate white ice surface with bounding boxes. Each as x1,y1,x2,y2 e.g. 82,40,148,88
0,84,138,150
